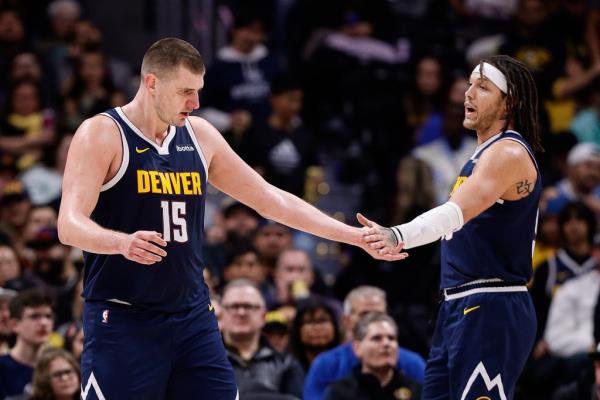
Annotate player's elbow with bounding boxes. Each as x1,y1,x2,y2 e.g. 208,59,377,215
57,214,74,246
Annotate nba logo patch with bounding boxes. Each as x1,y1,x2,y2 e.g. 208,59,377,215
102,309,109,324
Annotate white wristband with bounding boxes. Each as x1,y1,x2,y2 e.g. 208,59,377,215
390,201,464,249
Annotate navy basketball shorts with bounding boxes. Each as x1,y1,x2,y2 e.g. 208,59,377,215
80,300,238,400
423,282,536,400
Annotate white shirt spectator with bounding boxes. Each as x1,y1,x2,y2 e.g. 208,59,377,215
544,269,600,357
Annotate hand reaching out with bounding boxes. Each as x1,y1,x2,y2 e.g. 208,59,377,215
356,213,408,261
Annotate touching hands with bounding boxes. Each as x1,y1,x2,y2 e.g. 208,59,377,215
356,213,408,261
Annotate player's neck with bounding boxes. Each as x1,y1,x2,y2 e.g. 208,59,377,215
121,100,170,145
476,120,511,145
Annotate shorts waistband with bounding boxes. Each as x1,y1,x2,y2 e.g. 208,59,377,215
443,279,527,301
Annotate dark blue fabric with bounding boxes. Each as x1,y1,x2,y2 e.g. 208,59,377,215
423,291,536,399
0,354,32,398
441,131,541,288
81,300,237,400
83,108,209,312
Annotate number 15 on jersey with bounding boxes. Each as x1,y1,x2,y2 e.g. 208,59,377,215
160,201,188,242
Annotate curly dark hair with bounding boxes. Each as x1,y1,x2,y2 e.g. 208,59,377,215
480,55,543,152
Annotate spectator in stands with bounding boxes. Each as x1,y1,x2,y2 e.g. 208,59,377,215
0,180,32,254
0,288,16,355
323,312,421,400
0,289,54,399
29,347,80,400
203,199,262,279
221,241,271,299
221,279,304,399
289,298,341,372
543,142,600,218
253,220,293,273
544,245,600,361
61,47,126,131
303,286,425,399
531,202,597,342
239,76,319,198
200,11,281,133
25,227,78,326
0,79,56,172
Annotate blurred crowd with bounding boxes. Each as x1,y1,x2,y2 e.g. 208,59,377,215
0,0,599,399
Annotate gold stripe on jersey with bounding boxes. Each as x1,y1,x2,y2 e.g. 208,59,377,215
450,176,468,196
137,170,202,195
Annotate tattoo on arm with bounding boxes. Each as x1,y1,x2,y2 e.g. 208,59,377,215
516,180,533,195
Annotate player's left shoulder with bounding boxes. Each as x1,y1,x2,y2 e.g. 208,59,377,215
186,116,223,161
485,139,533,169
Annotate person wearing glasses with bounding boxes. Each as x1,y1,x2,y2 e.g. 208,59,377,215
221,279,304,400
29,348,80,400
0,289,54,399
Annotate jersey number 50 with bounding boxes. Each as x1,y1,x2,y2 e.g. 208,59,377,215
160,201,188,242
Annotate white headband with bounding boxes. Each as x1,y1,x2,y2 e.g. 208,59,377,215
471,62,508,94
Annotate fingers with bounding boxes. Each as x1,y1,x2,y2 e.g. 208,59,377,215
124,231,168,265
356,213,373,228
139,231,168,247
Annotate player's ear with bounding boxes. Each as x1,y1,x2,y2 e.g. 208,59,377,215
144,73,157,91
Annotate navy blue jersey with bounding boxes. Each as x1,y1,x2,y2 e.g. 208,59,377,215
441,131,541,288
82,108,209,312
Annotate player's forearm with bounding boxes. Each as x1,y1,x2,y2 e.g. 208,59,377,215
260,188,362,246
58,212,126,254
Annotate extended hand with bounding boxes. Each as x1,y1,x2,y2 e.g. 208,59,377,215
119,231,168,265
356,213,408,261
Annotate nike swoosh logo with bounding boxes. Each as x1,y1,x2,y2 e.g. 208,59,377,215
135,147,150,154
208,304,214,312
463,305,480,315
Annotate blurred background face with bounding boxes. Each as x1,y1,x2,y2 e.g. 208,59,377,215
561,216,589,246
0,246,20,285
276,250,314,288
49,357,79,398
224,251,265,284
300,308,335,348
253,224,292,260
345,295,386,333
271,89,303,120
0,298,12,337
11,53,42,81
0,10,24,43
13,305,54,346
23,206,58,242
224,209,259,238
0,198,31,229
79,52,106,86
12,82,40,115
571,159,600,192
232,22,264,54
354,321,398,371
518,0,547,28
221,286,265,338
416,57,442,96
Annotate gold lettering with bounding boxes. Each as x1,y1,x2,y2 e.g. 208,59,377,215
137,170,150,193
169,173,181,194
158,172,173,194
191,172,202,195
181,173,192,195
149,171,161,193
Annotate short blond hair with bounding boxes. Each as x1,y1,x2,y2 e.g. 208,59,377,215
141,37,205,79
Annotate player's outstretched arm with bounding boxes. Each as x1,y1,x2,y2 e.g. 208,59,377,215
190,117,406,261
57,116,167,265
361,140,535,255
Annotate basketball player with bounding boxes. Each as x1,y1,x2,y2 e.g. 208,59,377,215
359,55,543,399
57,38,405,400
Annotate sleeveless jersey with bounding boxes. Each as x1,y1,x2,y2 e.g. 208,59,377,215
82,107,209,312
440,131,541,288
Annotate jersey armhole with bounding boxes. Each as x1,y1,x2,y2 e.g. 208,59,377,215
185,119,209,174
99,113,130,192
